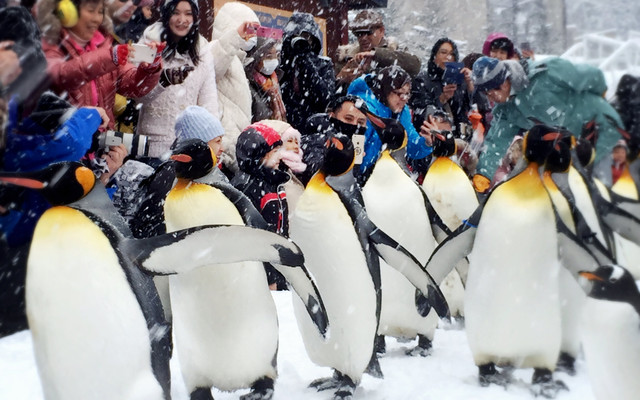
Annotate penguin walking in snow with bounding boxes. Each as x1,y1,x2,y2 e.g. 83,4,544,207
290,133,449,400
421,129,479,320
164,139,328,400
579,264,640,400
0,162,308,400
425,125,601,398
361,114,451,356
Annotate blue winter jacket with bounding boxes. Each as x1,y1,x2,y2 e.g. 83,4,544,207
347,75,432,174
1,105,101,247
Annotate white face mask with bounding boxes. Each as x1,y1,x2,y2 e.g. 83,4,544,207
260,59,279,76
241,36,258,52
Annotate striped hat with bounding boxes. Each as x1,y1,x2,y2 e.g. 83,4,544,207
472,56,509,93
175,106,224,144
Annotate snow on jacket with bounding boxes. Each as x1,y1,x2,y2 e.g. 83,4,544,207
280,12,336,131
347,74,432,176
210,2,259,173
410,38,472,137
477,57,623,181
42,28,161,130
136,23,219,158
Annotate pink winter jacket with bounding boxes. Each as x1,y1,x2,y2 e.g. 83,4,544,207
42,29,161,129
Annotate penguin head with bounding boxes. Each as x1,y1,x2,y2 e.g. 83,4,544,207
431,130,457,157
580,265,640,304
0,161,95,206
523,124,563,165
366,112,407,152
171,139,217,180
545,131,575,173
322,133,354,177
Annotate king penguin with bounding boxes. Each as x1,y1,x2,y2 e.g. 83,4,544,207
290,134,448,399
163,139,328,400
421,130,479,319
425,126,603,398
579,265,640,400
361,114,449,356
0,162,308,400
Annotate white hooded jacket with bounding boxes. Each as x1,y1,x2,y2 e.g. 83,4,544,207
211,2,260,173
136,22,219,158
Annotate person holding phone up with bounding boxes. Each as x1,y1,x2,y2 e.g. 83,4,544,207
135,0,219,160
410,38,474,141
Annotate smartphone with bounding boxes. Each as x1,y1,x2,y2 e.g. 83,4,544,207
129,43,157,66
520,42,532,52
257,26,283,40
443,62,464,85
352,134,365,165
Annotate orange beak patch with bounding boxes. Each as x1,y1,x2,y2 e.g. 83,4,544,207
171,154,193,163
579,271,604,282
0,177,45,189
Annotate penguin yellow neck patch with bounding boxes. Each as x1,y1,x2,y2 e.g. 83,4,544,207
75,166,96,197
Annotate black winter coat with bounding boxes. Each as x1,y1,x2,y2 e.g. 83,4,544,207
410,38,472,137
280,12,336,131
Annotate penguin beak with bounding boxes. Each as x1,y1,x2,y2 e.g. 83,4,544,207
579,271,604,282
171,154,193,163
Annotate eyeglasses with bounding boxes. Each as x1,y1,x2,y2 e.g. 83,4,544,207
391,90,410,100
354,30,373,37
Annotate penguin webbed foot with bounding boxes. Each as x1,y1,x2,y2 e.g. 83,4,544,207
374,334,386,356
332,375,356,400
190,387,214,400
240,377,274,400
478,363,512,388
405,335,433,357
530,368,569,398
309,371,342,392
555,352,576,376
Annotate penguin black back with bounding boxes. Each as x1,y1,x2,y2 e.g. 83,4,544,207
322,133,354,177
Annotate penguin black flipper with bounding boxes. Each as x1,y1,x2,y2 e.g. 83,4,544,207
418,184,452,243
608,191,640,221
269,262,329,337
598,199,640,246
555,215,601,280
425,205,482,285
122,225,305,274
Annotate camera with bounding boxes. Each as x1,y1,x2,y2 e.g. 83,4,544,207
291,36,311,53
96,130,149,158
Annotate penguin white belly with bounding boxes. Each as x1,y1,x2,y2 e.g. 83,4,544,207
422,157,479,230
568,167,607,247
363,158,438,338
290,189,376,381
465,193,561,369
165,186,278,391
27,207,162,400
582,299,640,400
423,157,479,317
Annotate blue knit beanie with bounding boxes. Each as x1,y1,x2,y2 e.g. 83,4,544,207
472,56,508,93
175,106,224,144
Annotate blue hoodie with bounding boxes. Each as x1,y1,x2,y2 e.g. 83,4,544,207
348,74,432,173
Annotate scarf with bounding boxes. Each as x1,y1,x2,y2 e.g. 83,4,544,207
253,70,287,121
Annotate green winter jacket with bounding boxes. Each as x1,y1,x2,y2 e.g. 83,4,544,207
477,57,622,181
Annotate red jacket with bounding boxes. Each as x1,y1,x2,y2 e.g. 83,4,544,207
42,29,161,129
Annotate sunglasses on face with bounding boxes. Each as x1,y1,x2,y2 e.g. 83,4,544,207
354,30,373,37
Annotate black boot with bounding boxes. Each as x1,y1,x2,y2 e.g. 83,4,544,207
530,368,568,398
190,387,214,400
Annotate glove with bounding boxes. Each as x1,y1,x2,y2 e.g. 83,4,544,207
159,65,195,87
112,44,129,66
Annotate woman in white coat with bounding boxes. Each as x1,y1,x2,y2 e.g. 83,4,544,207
137,0,219,160
210,1,260,175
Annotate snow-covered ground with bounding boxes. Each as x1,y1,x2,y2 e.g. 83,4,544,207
0,291,596,400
